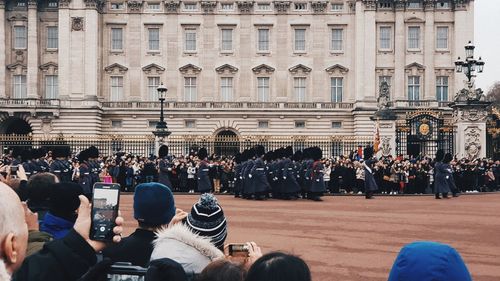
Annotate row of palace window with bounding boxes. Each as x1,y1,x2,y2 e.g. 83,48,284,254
9,74,448,102
107,25,450,53
10,24,450,54
108,1,347,12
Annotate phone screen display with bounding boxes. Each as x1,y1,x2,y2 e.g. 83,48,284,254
107,274,145,281
228,244,249,257
91,183,120,241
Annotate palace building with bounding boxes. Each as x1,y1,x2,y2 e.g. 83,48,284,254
0,0,477,156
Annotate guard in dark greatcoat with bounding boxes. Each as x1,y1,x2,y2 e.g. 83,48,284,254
242,149,256,199
282,146,301,200
303,148,314,199
249,145,269,200
309,147,325,201
50,145,73,182
158,145,173,189
363,146,378,199
233,153,243,197
197,148,212,193
87,146,101,187
434,151,452,199
78,149,93,198
21,149,35,179
35,147,51,173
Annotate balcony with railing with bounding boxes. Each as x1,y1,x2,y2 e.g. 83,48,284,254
100,101,355,110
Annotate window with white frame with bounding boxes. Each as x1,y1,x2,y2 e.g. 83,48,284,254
148,77,160,101
110,2,124,9
221,29,233,51
436,26,449,50
407,0,422,9
13,75,27,99
47,0,58,7
331,121,342,129
257,28,269,51
408,76,420,100
111,28,123,51
331,3,343,11
408,26,420,50
45,75,58,99
295,121,306,128
258,121,269,128
331,28,343,52
257,77,270,102
184,77,197,101
46,26,58,49
221,3,234,10
294,77,306,102
379,26,392,50
294,28,306,52
147,2,160,10
148,28,160,51
185,29,197,51
220,77,233,101
256,3,271,10
436,76,448,101
185,120,196,128
183,3,197,10
331,77,343,102
110,76,123,101
294,2,307,10
14,26,27,49
436,1,451,9
111,120,122,128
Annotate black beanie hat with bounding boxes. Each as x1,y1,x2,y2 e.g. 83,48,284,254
49,182,83,222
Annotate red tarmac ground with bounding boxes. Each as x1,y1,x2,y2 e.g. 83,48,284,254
120,193,500,281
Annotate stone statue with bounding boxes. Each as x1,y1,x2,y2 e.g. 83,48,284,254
377,81,391,110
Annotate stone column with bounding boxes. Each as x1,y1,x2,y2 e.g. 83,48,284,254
371,109,397,157
58,0,71,99
354,1,365,101
84,0,99,100
0,0,6,98
363,4,376,101
27,0,38,98
393,5,405,101
424,5,435,100
451,102,490,160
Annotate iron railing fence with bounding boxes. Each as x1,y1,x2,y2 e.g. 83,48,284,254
0,134,373,158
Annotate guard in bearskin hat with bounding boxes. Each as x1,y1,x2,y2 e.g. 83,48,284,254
86,146,101,189
308,147,325,201
197,148,211,193
77,148,93,198
249,145,270,200
363,145,378,199
158,145,173,190
34,147,50,174
242,148,256,199
434,151,455,199
280,146,300,200
233,152,243,197
50,145,73,182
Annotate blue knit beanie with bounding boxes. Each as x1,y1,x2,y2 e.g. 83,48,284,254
134,183,176,226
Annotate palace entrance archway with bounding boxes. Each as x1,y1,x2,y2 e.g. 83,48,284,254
214,130,239,156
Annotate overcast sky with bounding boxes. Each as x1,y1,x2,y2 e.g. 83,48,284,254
475,0,500,92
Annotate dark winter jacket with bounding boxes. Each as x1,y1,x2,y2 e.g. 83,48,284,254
102,228,157,267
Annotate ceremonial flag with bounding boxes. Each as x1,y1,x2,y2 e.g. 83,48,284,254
374,120,380,153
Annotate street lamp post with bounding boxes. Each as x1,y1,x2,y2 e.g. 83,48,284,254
152,83,171,153
454,41,485,87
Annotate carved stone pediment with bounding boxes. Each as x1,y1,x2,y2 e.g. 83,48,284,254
236,1,254,13
164,0,180,12
201,1,217,13
39,62,58,72
288,64,312,75
6,62,27,73
142,63,165,74
179,64,202,74
8,15,28,21
215,64,238,74
127,0,143,11
105,63,128,74
252,64,275,74
325,64,349,75
405,62,425,75
273,1,290,12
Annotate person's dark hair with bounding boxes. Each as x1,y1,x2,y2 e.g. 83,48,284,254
196,260,246,281
245,252,311,281
27,172,57,205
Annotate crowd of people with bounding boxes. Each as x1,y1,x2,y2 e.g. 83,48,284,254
0,167,475,281
1,144,499,200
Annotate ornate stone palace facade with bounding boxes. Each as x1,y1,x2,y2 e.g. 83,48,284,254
0,0,477,156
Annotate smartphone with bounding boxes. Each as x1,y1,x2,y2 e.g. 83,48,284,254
91,183,120,241
10,165,19,173
228,243,249,257
106,262,146,281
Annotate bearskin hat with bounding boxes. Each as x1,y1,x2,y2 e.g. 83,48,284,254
20,149,32,162
198,147,208,159
87,146,99,159
285,146,294,158
363,145,374,160
443,152,453,164
254,145,265,157
311,147,323,161
159,145,169,158
52,145,71,158
77,149,89,163
435,149,445,162
293,150,303,162
35,147,47,159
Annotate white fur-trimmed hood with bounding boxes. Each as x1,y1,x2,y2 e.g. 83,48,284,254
150,223,224,275
0,260,11,281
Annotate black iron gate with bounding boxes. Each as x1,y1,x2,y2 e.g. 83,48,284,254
396,112,454,158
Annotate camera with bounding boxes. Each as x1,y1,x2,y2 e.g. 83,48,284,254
10,165,19,173
106,262,146,281
228,244,249,257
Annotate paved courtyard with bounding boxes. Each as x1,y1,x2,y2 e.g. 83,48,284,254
120,193,500,281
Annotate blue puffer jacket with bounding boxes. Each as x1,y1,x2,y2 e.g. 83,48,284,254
388,241,472,281
40,212,74,240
